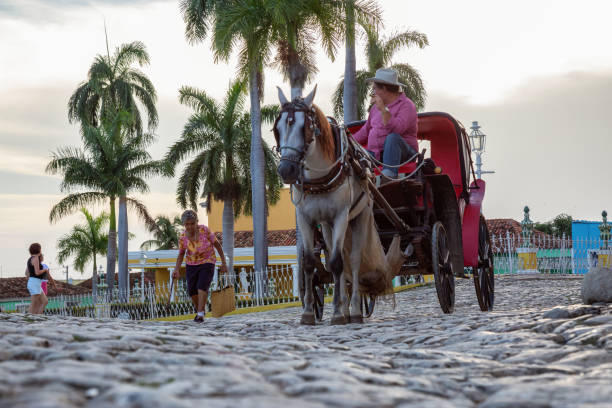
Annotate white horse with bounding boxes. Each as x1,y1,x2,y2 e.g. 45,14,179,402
275,86,405,325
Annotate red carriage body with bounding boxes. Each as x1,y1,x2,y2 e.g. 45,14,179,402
346,112,487,270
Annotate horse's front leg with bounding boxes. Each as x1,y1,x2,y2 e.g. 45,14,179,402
328,212,349,325
349,209,369,323
298,216,317,326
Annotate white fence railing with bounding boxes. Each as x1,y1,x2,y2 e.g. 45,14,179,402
7,233,602,319
490,232,610,275
1,264,423,320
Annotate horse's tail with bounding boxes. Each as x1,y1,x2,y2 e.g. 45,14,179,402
386,234,406,280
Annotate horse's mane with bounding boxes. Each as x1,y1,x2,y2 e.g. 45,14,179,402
313,104,335,162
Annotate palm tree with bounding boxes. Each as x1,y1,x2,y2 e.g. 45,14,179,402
333,27,429,120
266,1,379,99
68,40,158,135
164,80,282,273
140,215,183,251
47,112,160,301
343,0,382,123
67,38,159,301
56,208,108,302
183,0,274,276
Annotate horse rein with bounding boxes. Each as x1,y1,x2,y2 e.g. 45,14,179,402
273,99,318,163
274,99,351,197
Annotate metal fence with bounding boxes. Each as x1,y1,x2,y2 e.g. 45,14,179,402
8,232,602,319
490,232,610,275
2,264,423,320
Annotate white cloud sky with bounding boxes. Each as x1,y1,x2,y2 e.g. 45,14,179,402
1,0,611,277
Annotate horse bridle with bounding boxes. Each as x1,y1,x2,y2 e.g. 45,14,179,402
273,98,321,166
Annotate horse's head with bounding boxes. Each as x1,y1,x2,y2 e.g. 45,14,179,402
274,86,318,184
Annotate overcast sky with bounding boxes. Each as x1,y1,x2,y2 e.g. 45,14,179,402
1,0,611,278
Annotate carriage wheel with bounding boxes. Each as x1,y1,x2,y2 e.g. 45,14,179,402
313,282,325,321
432,221,455,314
299,275,325,321
474,215,495,311
298,247,325,321
360,295,376,318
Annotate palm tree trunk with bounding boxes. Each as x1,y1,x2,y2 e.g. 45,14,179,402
343,0,358,123
92,254,98,304
118,196,129,302
106,197,117,301
222,198,234,274
249,66,267,296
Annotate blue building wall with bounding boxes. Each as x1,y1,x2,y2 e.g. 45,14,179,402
572,220,601,241
572,220,602,274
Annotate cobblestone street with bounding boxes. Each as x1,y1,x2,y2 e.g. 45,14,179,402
1,275,610,408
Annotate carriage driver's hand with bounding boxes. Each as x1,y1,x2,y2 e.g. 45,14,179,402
172,269,180,279
374,95,387,113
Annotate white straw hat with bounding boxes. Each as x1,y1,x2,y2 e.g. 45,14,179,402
366,68,406,88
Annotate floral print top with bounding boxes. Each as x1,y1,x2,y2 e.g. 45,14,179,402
179,224,217,265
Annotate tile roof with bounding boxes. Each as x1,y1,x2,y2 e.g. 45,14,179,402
0,277,90,300
486,218,568,250
215,229,297,248
77,270,157,290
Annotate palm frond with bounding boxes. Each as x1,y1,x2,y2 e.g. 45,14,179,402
382,30,429,63
126,197,158,233
49,192,108,223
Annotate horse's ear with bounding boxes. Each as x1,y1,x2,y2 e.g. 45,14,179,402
304,85,317,107
277,87,289,105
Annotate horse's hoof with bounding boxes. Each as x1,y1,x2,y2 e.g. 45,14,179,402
300,313,316,326
349,315,364,324
330,315,347,325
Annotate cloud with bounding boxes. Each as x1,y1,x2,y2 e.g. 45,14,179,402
0,0,171,23
425,69,612,223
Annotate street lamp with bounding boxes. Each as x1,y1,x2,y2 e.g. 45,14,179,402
469,121,495,180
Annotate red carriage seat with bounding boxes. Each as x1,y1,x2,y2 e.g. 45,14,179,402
417,113,471,199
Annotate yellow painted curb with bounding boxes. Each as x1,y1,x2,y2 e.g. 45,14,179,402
153,281,427,322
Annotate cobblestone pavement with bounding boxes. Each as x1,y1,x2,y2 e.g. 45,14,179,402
1,275,611,408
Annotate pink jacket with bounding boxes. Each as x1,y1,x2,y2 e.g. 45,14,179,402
352,94,418,159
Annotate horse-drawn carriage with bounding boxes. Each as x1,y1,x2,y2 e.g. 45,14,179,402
274,87,494,324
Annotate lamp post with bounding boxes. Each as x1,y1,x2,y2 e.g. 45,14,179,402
139,251,147,302
469,121,495,180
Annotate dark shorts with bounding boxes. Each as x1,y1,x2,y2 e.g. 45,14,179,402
186,263,215,296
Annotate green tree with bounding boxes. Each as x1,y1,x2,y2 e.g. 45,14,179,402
47,112,160,300
56,208,108,301
552,214,572,236
333,26,428,120
534,213,572,237
140,215,183,250
164,80,282,272
68,40,158,135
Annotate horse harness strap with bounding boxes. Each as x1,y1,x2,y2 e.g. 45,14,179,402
300,122,350,195
300,160,349,195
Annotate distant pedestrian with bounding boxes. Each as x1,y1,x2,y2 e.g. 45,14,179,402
25,243,48,314
38,253,59,304
172,210,228,323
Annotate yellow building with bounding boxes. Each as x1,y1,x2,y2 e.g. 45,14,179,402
207,188,296,232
